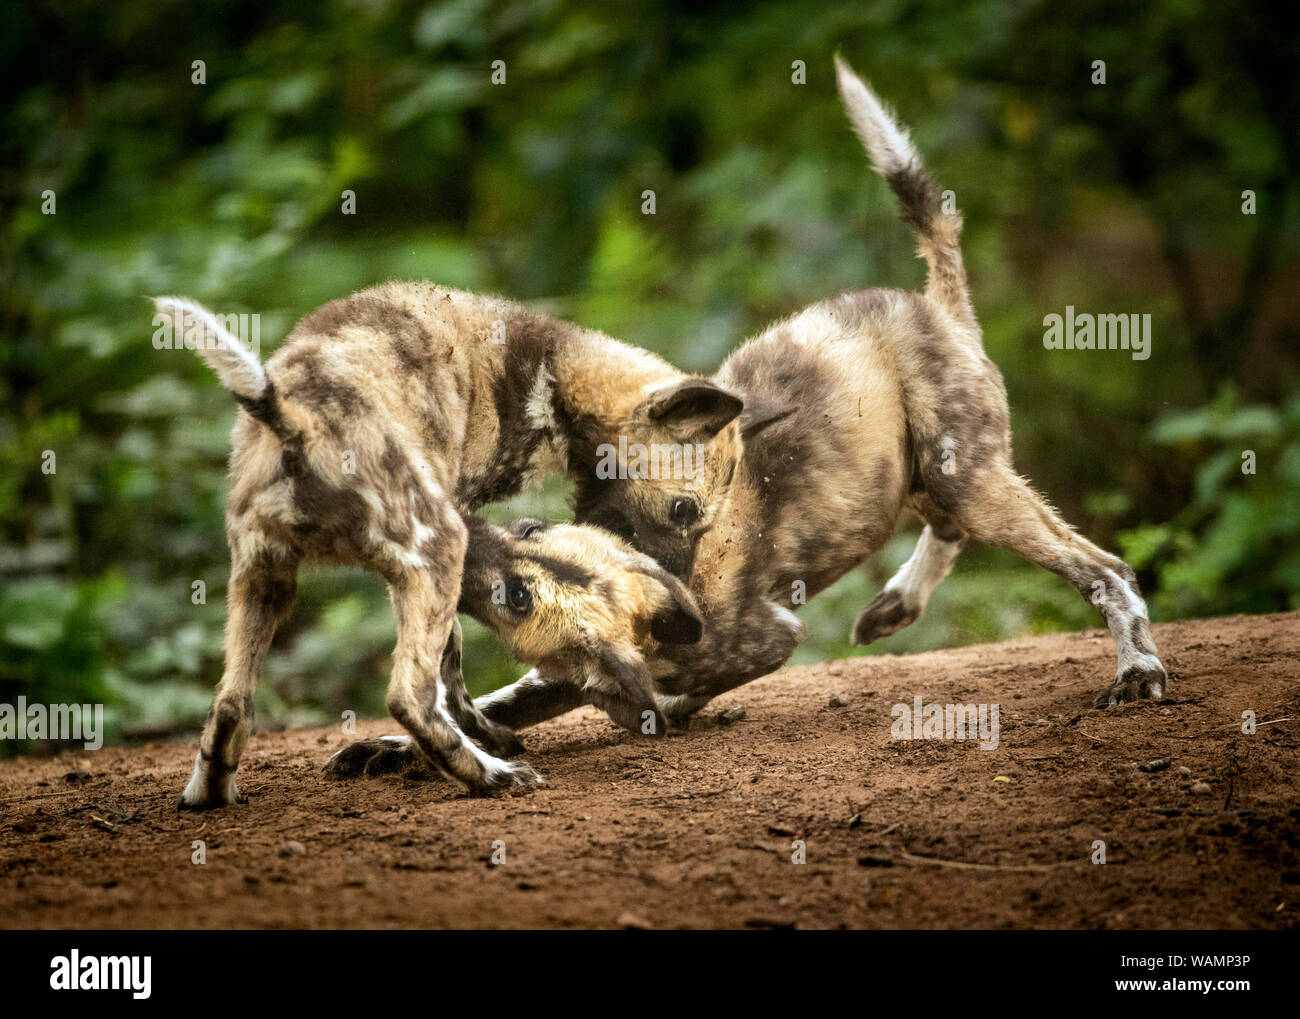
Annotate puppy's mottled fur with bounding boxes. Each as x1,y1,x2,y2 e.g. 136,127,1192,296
326,516,703,775
459,515,700,734
477,57,1168,732
161,284,741,806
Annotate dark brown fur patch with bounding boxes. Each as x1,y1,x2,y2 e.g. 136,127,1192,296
456,313,563,507
234,379,283,435
885,161,942,238
277,348,371,441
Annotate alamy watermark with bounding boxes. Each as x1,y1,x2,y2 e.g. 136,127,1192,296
151,309,261,358
1042,306,1150,361
50,950,150,999
891,695,999,750
0,696,103,750
595,436,707,490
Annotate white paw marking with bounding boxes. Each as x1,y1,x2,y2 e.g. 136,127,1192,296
180,751,240,806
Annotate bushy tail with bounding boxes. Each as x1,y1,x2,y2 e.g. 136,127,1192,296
833,55,975,330
152,297,286,435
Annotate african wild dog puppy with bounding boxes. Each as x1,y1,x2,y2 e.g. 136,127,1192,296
457,515,700,734
157,285,746,807
470,56,1168,732
325,515,704,775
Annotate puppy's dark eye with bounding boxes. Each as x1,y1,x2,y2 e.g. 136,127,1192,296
670,498,700,527
507,580,532,615
520,522,544,539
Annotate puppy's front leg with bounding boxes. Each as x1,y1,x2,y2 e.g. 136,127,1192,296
476,669,585,730
657,598,808,721
324,734,422,777
326,617,524,777
852,520,966,645
384,568,539,792
437,617,526,758
481,669,670,737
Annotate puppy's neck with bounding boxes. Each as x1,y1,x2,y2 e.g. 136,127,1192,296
465,312,683,506
516,321,685,469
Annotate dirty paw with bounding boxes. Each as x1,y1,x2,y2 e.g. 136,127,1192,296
178,756,244,810
1093,664,1168,709
324,736,427,778
479,759,542,794
177,786,245,811
851,589,918,646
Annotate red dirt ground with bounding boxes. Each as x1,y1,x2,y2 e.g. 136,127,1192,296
2,611,1297,929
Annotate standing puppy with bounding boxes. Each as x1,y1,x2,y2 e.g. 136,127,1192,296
158,285,745,807
479,56,1168,731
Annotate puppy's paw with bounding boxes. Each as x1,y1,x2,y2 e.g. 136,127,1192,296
664,711,696,733
177,786,244,811
851,589,918,646
324,736,425,778
178,756,244,810
480,759,542,794
1092,663,1168,709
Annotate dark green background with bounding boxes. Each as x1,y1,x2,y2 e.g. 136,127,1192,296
3,0,1297,751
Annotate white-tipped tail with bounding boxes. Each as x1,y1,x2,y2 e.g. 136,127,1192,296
152,296,267,402
833,54,919,178
833,55,977,332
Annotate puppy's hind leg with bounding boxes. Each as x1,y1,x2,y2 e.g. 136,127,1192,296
944,465,1167,707
180,544,298,809
476,669,586,731
852,517,966,645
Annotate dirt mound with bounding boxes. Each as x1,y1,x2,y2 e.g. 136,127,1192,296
2,612,1297,929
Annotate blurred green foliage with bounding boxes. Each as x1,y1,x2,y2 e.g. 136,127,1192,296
2,0,1296,752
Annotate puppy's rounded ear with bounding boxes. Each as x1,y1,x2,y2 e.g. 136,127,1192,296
649,573,703,645
641,379,743,440
739,396,797,440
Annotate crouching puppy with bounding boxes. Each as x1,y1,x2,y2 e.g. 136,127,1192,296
325,516,702,776
458,516,701,735
482,56,1168,731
